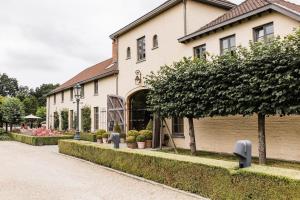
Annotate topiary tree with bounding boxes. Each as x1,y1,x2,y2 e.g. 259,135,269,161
234,30,300,164
146,57,211,155
81,106,91,132
61,109,69,131
146,119,153,131
54,112,59,130
113,121,121,133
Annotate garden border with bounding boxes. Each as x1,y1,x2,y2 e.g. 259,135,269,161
9,133,73,146
59,140,300,200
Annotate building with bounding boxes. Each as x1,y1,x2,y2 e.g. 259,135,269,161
47,0,300,161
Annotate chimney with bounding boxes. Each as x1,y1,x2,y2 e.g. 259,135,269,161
112,39,118,64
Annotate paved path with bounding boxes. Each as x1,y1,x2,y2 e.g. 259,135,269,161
0,142,205,200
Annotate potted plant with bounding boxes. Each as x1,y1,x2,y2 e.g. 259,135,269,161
127,130,139,138
113,122,122,134
120,133,126,143
163,134,170,146
139,130,153,148
136,135,146,149
126,136,137,149
102,132,109,144
95,129,106,144
96,134,103,143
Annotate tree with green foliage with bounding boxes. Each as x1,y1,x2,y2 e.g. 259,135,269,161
22,96,38,116
113,121,122,133
235,31,300,165
81,106,91,132
16,86,33,101
1,97,24,131
33,83,60,107
36,106,46,121
146,58,211,155
0,73,19,97
61,109,69,131
0,96,7,127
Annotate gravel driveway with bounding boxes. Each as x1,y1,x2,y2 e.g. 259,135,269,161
0,142,205,200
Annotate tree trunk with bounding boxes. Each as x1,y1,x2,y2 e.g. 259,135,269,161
188,117,196,155
258,113,267,165
10,123,13,132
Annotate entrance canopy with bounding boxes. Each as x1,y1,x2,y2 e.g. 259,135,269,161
24,114,41,120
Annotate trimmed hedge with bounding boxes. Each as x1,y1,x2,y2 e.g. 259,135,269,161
9,133,73,146
79,133,97,142
59,140,300,200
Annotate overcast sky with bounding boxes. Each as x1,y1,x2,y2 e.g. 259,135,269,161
0,0,299,88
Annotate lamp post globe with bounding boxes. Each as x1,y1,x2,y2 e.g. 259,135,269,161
74,84,81,140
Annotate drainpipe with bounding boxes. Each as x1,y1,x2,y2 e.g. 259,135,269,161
183,0,187,36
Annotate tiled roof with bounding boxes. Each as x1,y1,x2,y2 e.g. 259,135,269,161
50,58,118,94
179,0,300,42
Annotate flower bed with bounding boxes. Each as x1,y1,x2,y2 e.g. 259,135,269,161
59,140,300,200
9,132,73,146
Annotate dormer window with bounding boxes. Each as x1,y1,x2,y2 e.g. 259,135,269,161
126,47,131,59
153,35,158,49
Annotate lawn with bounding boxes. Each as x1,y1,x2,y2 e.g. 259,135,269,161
161,148,300,171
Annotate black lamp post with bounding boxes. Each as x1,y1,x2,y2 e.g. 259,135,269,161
74,84,81,140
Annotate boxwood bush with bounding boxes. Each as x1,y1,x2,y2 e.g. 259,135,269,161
79,133,97,142
9,133,73,146
59,140,300,200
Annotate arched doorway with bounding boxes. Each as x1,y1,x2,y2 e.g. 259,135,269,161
128,90,151,131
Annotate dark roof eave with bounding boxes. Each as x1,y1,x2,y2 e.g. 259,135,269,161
110,0,236,39
47,69,119,96
178,4,300,43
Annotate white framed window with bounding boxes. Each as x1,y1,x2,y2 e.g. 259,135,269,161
172,117,184,137
254,22,274,42
220,35,236,55
126,47,131,59
153,35,158,49
194,44,206,59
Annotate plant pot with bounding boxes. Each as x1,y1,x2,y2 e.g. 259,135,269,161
145,140,152,148
103,138,108,144
127,142,137,149
120,138,125,143
97,138,103,144
137,142,145,149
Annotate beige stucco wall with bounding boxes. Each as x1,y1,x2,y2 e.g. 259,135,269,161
46,75,117,132
170,115,300,162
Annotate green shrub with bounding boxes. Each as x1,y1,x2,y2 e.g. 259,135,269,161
139,130,152,140
102,133,109,139
61,109,69,131
113,122,122,133
136,135,146,142
9,133,73,146
59,140,300,200
54,112,59,130
81,106,91,132
126,136,136,143
146,119,153,131
127,130,139,138
0,133,11,141
0,128,5,135
80,133,96,142
95,129,106,136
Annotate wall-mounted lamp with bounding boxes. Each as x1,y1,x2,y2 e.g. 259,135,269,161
135,70,142,85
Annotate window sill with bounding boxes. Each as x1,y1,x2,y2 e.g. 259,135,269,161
152,46,159,50
136,59,146,64
126,57,131,60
